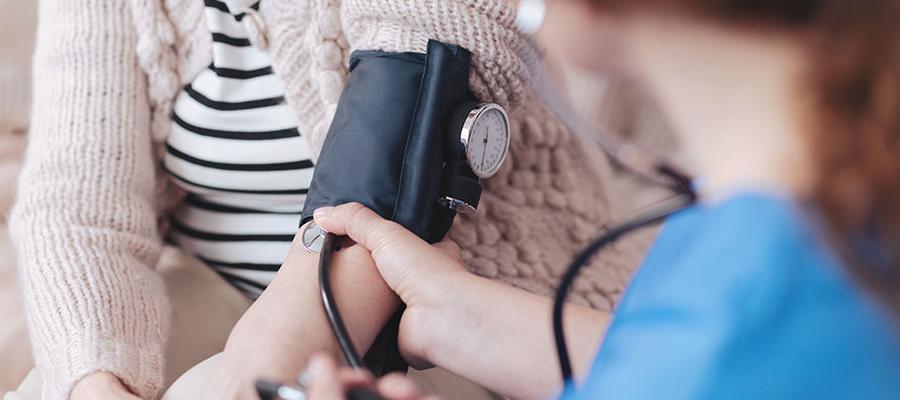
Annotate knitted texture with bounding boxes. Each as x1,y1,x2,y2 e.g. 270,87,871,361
448,91,656,310
9,1,170,398
10,1,661,398
341,0,528,108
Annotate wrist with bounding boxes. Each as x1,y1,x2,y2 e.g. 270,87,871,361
404,263,470,317
401,270,484,367
70,371,133,399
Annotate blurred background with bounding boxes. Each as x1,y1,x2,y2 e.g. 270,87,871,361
0,0,35,391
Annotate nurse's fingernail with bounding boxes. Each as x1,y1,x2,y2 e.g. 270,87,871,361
314,207,334,218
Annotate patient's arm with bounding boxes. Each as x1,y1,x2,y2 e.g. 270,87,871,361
202,231,399,399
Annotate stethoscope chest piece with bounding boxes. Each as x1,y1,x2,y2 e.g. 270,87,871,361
302,221,326,253
438,195,477,215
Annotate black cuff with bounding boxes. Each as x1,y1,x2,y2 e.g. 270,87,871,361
301,40,480,243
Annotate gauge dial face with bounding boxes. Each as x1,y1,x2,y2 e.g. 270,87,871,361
464,105,510,178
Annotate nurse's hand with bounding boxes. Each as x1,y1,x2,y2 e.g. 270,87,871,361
316,203,609,399
305,353,438,400
313,203,469,368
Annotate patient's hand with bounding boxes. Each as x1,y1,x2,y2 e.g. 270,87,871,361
70,372,140,400
304,353,437,400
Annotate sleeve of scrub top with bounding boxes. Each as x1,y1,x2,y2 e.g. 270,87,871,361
570,197,900,400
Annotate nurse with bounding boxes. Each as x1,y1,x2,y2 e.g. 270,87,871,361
306,0,900,398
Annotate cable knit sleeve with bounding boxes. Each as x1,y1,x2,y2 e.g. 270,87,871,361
260,0,652,309
8,0,169,398
263,0,528,160
340,0,528,108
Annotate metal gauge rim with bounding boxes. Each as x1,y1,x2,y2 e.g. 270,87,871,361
438,196,477,215
459,103,511,179
301,220,326,253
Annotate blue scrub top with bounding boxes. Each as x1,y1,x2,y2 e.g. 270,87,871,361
565,192,900,399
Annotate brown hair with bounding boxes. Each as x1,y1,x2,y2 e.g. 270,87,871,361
590,0,900,315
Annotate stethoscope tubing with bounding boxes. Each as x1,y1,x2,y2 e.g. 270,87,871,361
552,188,696,385
319,232,366,369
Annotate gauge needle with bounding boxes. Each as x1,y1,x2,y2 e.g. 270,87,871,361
481,127,489,168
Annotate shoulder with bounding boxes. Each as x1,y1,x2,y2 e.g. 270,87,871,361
648,193,824,281
583,193,900,399
623,193,813,307
633,192,877,324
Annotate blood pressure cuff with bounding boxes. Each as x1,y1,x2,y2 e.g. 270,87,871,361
300,39,480,243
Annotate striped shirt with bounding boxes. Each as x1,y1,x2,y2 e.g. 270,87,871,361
164,0,313,298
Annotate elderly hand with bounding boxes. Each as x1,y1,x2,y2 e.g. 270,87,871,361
70,372,141,400
305,353,438,400
313,203,470,368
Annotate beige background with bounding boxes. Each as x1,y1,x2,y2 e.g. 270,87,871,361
0,0,36,392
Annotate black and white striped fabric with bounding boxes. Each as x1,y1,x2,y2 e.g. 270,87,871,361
164,0,313,298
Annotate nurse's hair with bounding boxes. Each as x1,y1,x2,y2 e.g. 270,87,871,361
592,0,900,316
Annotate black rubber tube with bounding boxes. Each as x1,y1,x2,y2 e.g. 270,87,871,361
319,232,365,369
553,165,696,386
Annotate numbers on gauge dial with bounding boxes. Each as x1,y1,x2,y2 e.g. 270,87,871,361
465,107,509,178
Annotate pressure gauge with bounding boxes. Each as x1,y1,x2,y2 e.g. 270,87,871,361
460,103,510,179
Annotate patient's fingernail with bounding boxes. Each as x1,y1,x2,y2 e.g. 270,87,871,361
314,207,334,218
298,370,313,388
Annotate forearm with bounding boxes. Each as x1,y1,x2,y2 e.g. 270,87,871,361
9,0,168,398
209,239,399,397
420,272,608,400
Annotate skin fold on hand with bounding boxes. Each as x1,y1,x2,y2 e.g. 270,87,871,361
70,372,140,400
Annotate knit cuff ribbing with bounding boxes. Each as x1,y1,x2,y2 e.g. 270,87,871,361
40,337,165,400
9,218,169,400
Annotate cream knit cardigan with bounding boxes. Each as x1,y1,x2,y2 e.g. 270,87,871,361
10,0,653,398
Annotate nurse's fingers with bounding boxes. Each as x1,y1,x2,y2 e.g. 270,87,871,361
314,203,470,303
313,204,441,287
313,203,426,260
376,373,431,400
336,368,374,387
